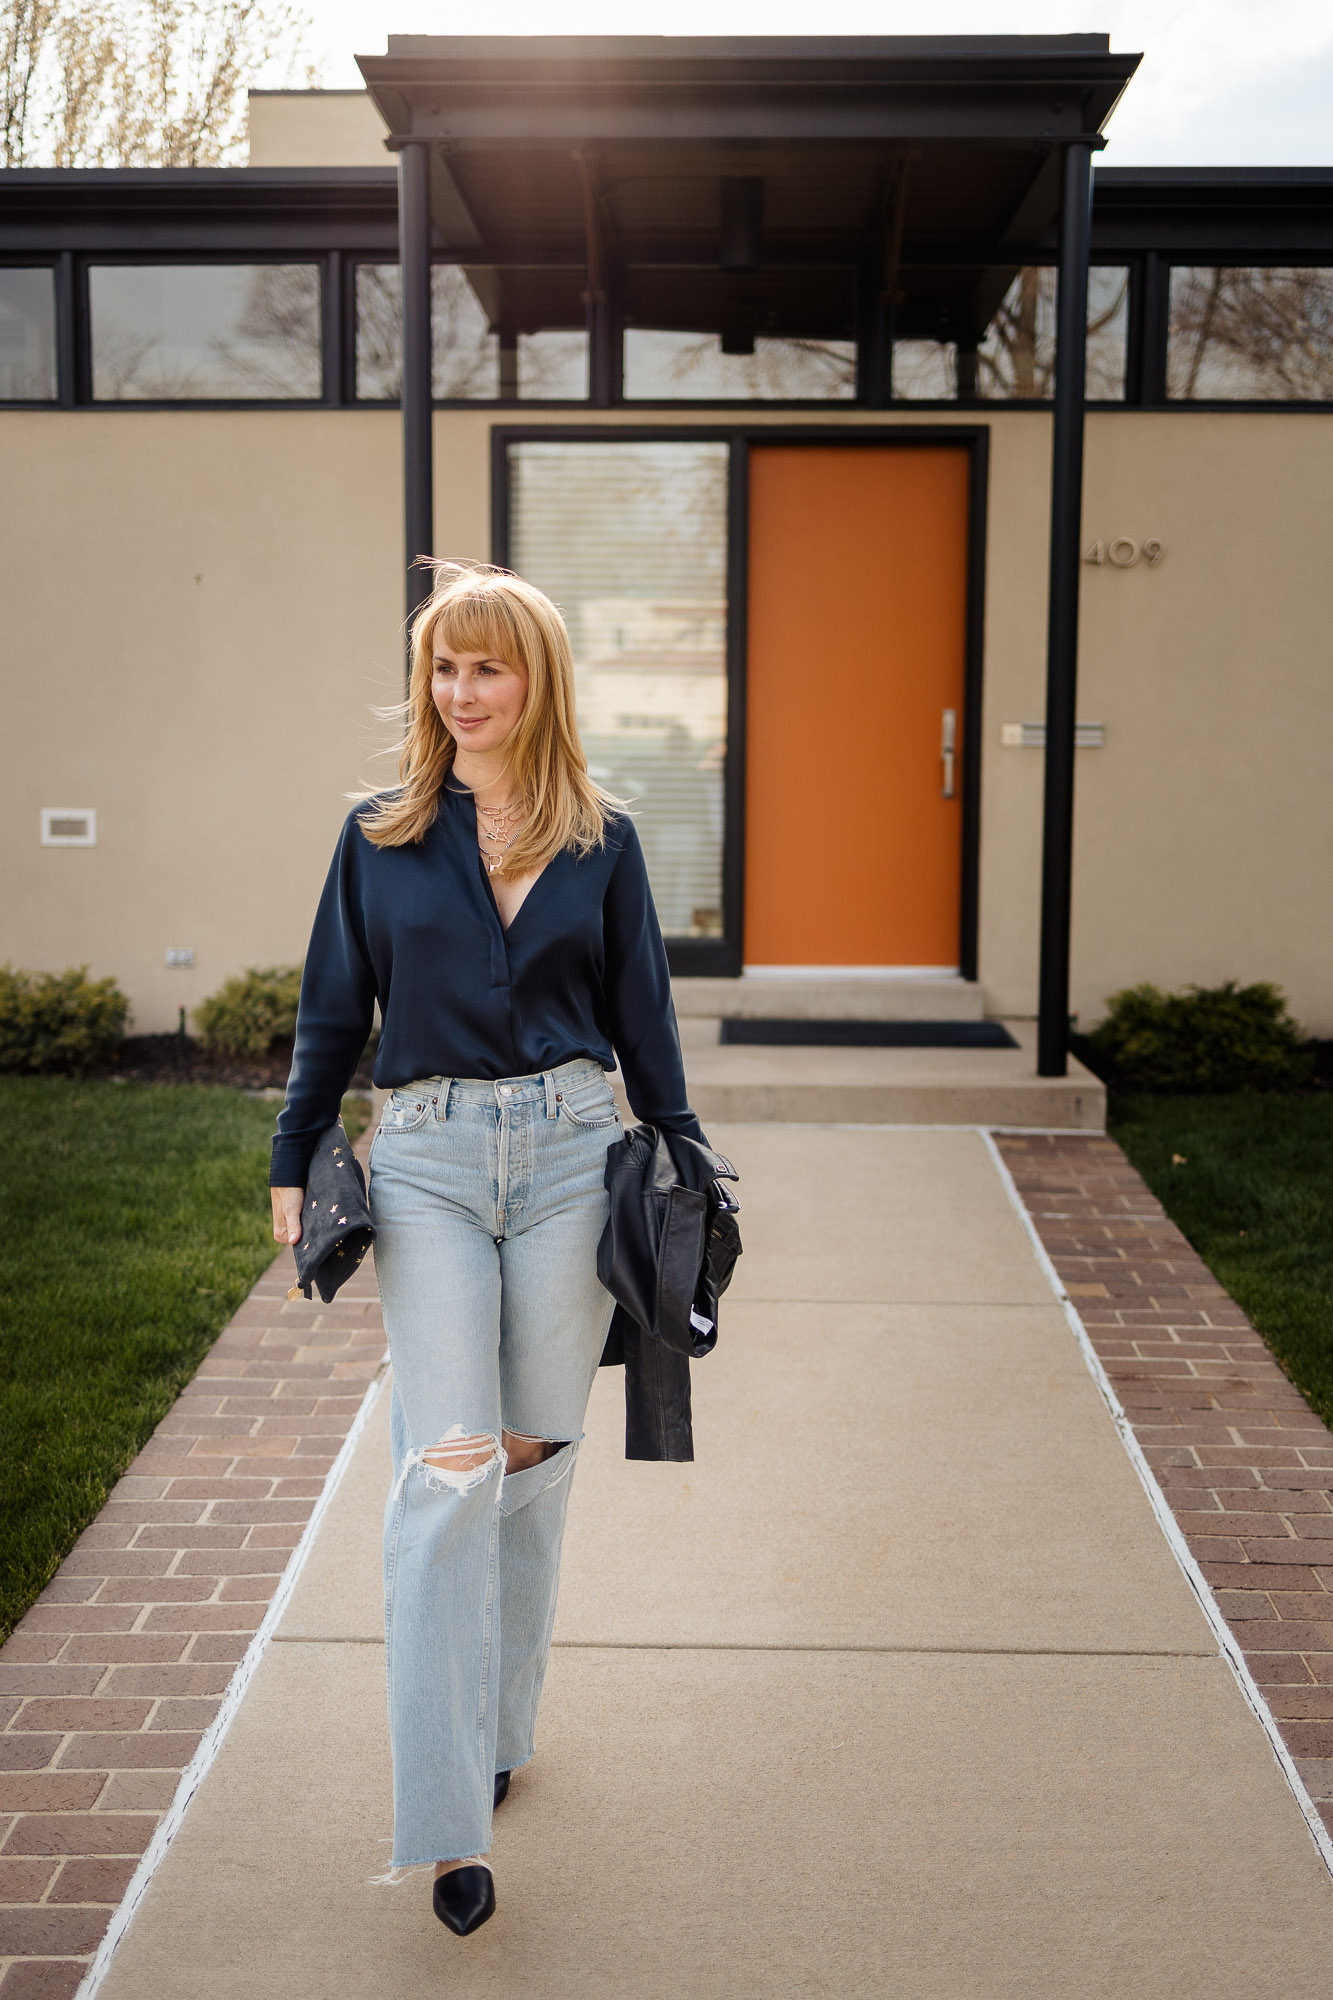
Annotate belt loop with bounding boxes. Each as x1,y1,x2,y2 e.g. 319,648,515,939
543,1069,558,1120
435,1078,454,1122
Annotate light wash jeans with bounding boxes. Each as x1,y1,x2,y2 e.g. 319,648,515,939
367,1057,620,1867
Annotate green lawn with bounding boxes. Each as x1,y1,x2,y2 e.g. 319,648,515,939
0,1080,366,1643
1109,1092,1333,1429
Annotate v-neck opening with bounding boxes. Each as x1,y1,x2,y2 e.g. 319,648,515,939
478,848,552,935
451,783,557,935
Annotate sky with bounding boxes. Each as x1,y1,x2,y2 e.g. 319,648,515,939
296,0,1333,165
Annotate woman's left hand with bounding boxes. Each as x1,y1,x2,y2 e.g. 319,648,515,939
271,1187,305,1245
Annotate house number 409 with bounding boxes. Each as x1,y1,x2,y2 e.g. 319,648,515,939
1084,536,1165,567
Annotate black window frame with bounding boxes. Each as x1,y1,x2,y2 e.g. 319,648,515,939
1155,255,1333,411
0,203,1329,417
79,252,329,409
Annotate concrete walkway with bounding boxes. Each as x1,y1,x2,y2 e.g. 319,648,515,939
93,1126,1333,1998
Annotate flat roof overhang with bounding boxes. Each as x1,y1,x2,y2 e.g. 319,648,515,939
6,166,1332,263
356,34,1141,344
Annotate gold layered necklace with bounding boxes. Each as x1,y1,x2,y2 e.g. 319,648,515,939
474,795,526,875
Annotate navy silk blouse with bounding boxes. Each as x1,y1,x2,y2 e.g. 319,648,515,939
269,784,703,1187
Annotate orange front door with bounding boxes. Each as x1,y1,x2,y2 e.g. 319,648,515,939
744,444,971,967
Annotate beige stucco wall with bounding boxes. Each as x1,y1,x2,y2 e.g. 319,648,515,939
246,90,389,168
973,409,1333,1035
2,403,1330,1036
1066,414,1332,1035
1,412,412,1034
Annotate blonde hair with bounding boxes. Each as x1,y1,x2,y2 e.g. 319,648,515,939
358,563,618,873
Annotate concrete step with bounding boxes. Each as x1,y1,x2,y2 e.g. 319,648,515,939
670,1019,1105,1130
672,973,986,1021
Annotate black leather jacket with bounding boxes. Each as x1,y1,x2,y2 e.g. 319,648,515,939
597,1124,741,1461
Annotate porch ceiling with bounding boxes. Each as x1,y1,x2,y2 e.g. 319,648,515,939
358,35,1141,342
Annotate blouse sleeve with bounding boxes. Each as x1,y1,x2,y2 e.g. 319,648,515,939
602,816,706,1145
269,811,377,1188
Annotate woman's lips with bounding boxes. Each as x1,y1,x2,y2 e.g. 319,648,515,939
452,715,487,730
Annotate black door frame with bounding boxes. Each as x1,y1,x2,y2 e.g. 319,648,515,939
491,422,989,981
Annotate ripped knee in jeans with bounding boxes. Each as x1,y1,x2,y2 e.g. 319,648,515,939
501,1429,567,1476
405,1426,505,1495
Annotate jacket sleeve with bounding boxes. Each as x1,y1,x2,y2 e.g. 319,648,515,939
269,811,377,1188
602,815,706,1145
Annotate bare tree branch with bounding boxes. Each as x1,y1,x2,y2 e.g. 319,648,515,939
2,0,59,165
1,0,318,166
1168,266,1333,401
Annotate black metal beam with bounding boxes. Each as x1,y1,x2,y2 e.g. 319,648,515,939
360,35,1141,147
1037,139,1095,1077
376,98,1110,149
394,138,435,650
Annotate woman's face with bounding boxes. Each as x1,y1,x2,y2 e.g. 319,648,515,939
431,640,529,756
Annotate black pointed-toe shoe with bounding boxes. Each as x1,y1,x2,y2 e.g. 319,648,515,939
493,1770,511,1809
433,1865,496,1937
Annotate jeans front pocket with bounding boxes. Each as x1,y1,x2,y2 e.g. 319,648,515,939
378,1090,435,1136
555,1081,620,1130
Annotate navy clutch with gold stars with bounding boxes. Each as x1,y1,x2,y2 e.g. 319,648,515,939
286,1117,375,1303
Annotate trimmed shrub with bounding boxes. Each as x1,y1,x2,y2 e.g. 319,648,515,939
194,965,302,1061
0,966,130,1074
1087,980,1314,1093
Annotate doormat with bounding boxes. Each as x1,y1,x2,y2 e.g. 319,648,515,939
719,1019,1020,1049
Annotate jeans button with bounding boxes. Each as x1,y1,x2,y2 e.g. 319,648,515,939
498,1084,512,1097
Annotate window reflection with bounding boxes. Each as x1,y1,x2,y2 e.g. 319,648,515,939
978,266,1128,400
516,330,588,401
89,265,320,400
624,330,856,401
510,441,729,938
893,340,957,400
0,269,57,401
355,265,589,401
356,265,498,400
893,268,1128,401
1168,267,1333,401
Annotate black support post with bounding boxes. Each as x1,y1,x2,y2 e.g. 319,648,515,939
396,137,434,648
1037,139,1095,1076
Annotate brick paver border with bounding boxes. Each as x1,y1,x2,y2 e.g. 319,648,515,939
995,1130,1333,1851
0,1129,386,2000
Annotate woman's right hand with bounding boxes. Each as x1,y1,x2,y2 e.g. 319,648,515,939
271,1187,305,1246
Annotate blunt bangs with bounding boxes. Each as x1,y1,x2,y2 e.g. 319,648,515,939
428,588,540,680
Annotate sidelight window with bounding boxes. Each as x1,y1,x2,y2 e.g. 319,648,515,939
508,440,729,939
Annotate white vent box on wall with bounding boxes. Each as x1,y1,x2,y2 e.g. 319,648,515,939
40,808,97,846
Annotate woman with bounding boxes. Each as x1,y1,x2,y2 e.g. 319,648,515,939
268,564,705,1937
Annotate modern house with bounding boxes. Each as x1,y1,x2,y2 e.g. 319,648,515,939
2,36,1330,1068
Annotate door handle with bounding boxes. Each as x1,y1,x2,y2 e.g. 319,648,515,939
940,708,957,798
